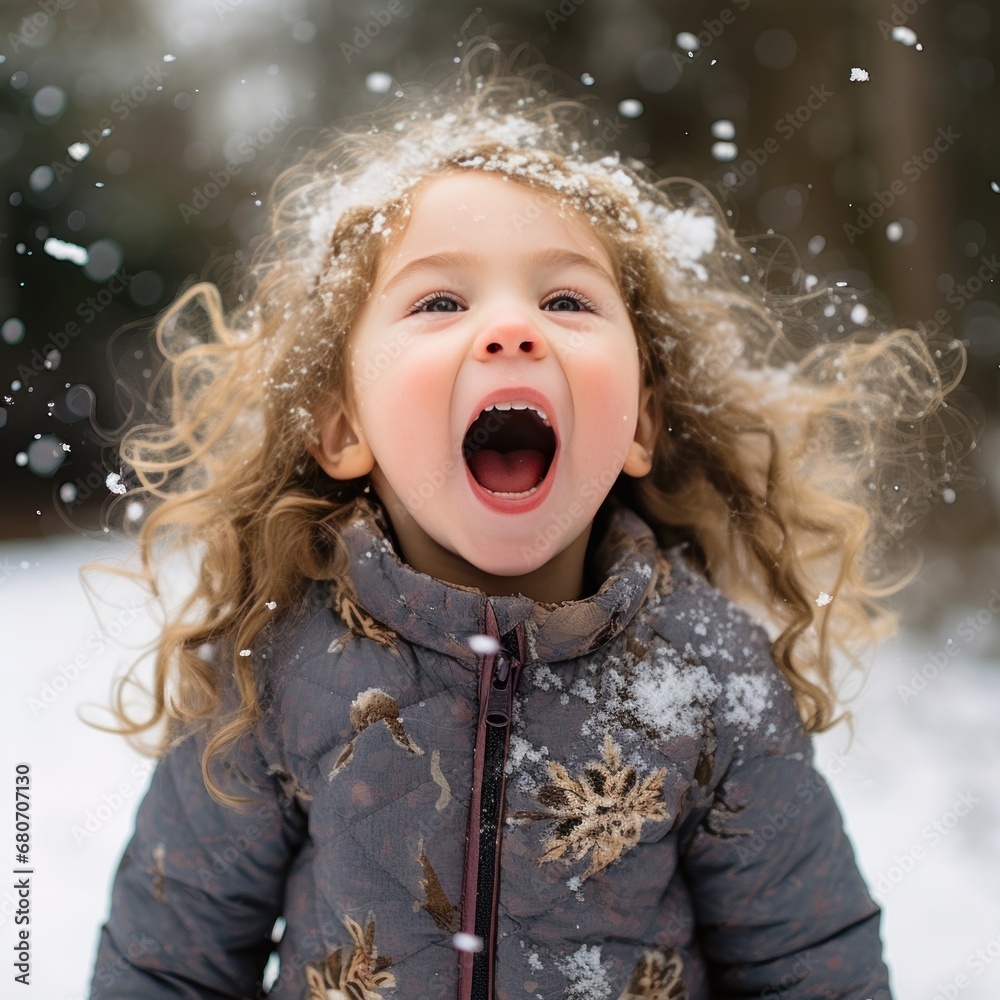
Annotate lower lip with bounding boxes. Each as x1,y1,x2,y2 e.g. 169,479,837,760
464,450,559,514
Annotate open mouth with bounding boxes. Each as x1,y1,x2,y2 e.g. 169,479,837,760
463,403,557,498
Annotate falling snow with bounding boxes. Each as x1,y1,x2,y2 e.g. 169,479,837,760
105,473,127,495
452,932,483,953
3,10,998,998
467,634,500,655
43,238,88,265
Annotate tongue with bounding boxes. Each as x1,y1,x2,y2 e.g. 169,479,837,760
468,449,546,494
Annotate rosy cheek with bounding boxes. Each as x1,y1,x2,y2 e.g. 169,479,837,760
573,336,639,405
568,343,640,465
358,343,455,456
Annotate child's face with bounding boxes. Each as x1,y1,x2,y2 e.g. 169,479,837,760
317,170,652,595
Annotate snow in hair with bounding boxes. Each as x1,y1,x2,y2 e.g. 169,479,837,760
109,48,969,800
292,106,718,296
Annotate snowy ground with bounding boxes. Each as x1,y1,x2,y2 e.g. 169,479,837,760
2,532,998,1000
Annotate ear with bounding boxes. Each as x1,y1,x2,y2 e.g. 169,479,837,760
310,403,376,480
622,386,658,478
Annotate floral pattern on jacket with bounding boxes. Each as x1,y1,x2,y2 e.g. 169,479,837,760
90,497,892,1000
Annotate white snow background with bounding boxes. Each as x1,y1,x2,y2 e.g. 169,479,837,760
2,531,999,999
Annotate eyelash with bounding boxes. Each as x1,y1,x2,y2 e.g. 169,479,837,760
407,289,599,314
541,289,597,312
408,291,462,313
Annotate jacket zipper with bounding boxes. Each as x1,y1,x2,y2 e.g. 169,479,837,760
458,602,525,1000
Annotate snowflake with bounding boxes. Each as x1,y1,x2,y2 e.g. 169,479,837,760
105,472,127,495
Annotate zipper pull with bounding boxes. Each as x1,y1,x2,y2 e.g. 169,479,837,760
485,650,514,728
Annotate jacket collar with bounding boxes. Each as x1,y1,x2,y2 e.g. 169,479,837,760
339,495,665,667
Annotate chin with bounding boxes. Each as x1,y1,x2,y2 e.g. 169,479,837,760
452,520,584,581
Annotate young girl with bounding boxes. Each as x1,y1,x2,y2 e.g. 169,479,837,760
89,43,965,1000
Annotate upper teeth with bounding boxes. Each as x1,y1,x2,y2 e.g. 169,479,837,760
484,401,550,425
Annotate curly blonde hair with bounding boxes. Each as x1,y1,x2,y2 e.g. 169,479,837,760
102,40,970,800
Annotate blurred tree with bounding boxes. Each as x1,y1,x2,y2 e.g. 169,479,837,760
0,0,995,590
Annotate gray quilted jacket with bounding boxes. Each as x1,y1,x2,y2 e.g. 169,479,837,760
90,497,892,999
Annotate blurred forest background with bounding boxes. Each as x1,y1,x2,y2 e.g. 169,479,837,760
0,0,997,633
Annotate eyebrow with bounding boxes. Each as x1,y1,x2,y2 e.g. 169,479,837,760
377,247,618,296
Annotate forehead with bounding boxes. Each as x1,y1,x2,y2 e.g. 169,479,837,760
380,170,616,269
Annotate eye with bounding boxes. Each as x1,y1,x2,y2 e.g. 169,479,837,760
409,291,463,313
542,289,596,313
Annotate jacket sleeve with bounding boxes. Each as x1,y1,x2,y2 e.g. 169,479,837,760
679,679,892,999
89,726,308,999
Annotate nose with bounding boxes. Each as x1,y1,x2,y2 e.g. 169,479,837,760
472,314,548,360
